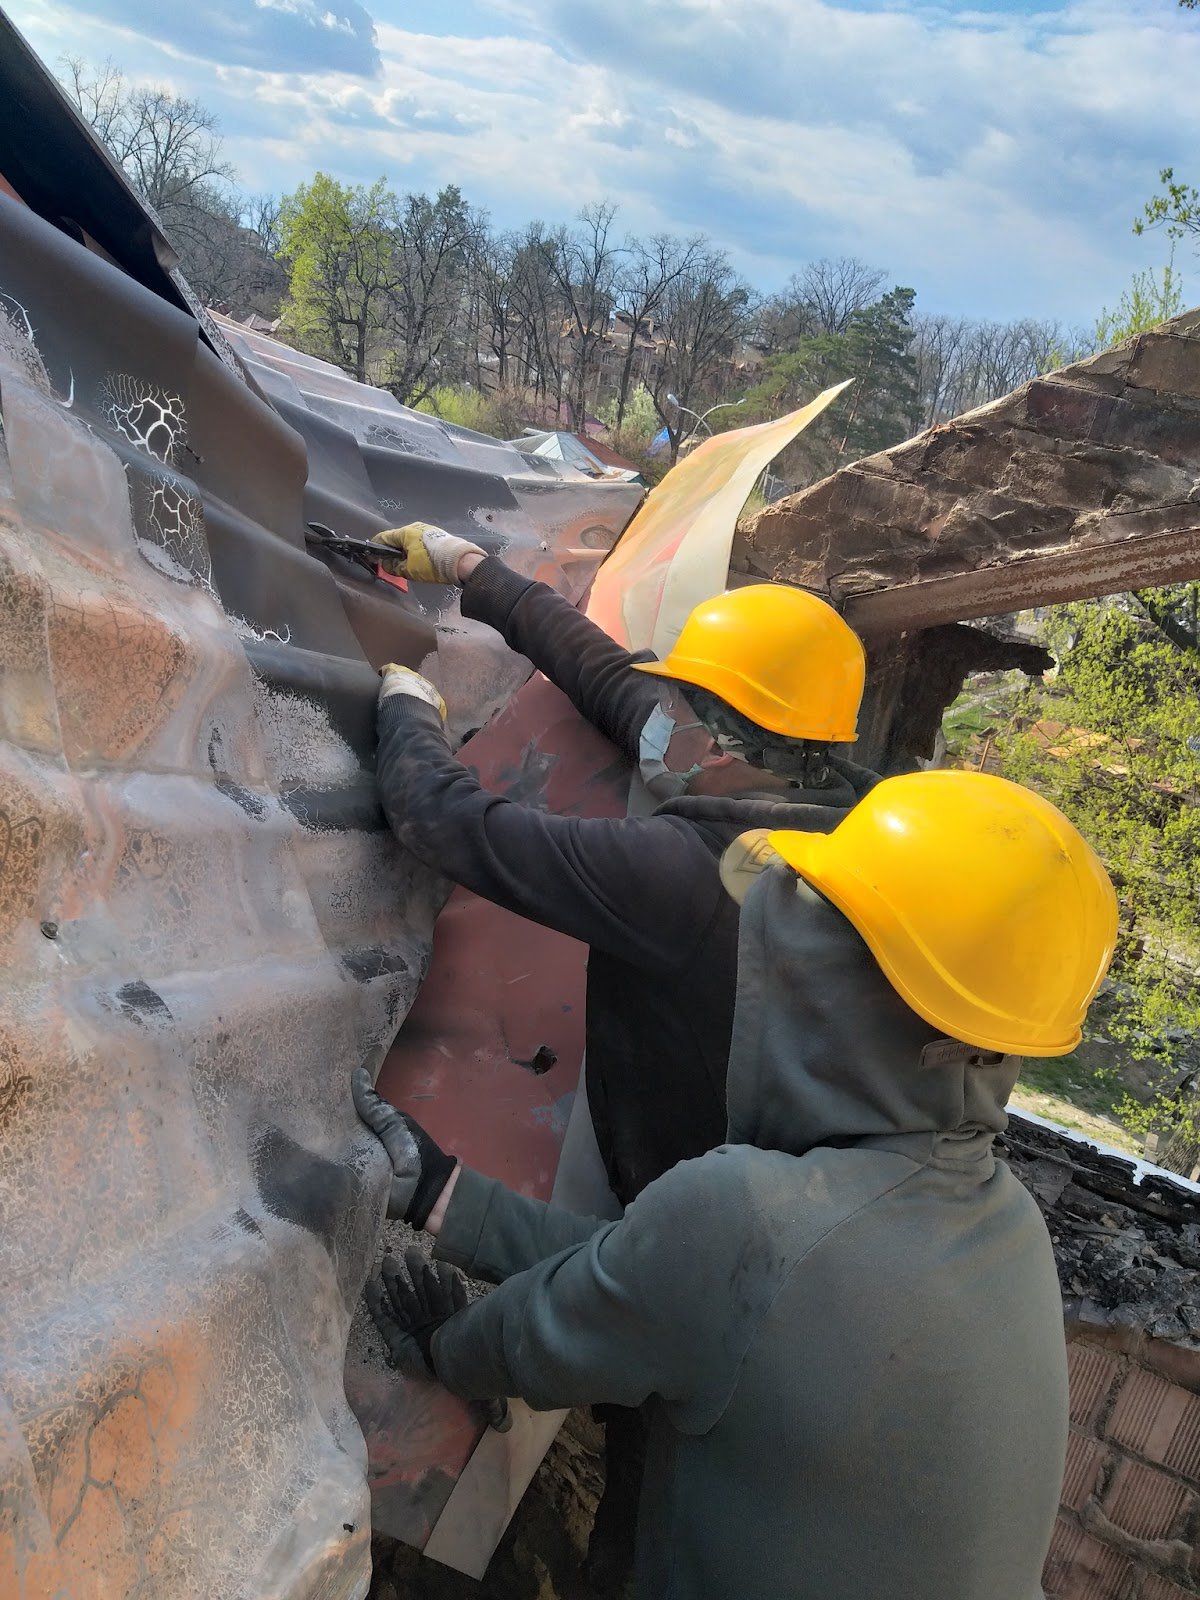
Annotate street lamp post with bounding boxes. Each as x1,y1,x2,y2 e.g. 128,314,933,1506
666,393,745,444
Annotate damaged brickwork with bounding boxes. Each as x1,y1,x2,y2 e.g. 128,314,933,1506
1002,1116,1200,1600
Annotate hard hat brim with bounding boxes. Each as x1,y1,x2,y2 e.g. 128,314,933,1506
766,827,1083,1058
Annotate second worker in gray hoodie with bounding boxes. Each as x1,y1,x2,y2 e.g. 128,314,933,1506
357,770,1119,1600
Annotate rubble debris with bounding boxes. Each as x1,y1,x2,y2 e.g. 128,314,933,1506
1002,1114,1200,1347
1004,1117,1200,1600
736,310,1200,634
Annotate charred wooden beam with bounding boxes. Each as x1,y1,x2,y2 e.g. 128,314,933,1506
738,312,1200,633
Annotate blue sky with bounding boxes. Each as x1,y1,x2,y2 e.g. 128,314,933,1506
7,0,1200,326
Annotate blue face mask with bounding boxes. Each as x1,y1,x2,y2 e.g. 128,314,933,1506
638,704,707,798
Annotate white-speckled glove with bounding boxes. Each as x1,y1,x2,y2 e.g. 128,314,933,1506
378,663,447,721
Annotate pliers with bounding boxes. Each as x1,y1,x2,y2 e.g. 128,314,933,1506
305,522,408,590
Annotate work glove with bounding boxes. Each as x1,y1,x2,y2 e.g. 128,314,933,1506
378,663,447,721
365,1254,511,1429
366,1247,467,1381
352,1065,458,1225
372,523,485,585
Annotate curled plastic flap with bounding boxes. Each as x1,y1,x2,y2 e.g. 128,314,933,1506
586,381,852,656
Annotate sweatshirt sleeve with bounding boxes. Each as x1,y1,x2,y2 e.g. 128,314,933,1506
461,557,662,764
375,694,723,966
433,1165,606,1285
429,1156,742,1420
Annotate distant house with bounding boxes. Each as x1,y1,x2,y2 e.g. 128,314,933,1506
511,428,645,484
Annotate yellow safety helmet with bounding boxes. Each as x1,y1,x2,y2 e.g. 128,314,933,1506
765,770,1118,1057
631,584,865,743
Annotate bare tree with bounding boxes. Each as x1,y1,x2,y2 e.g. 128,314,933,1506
242,193,284,259
611,233,703,431
475,228,523,390
386,185,480,404
654,248,752,461
183,192,287,315
548,202,622,427
60,57,287,315
912,313,1084,427
502,223,561,410
759,256,888,352
62,58,235,236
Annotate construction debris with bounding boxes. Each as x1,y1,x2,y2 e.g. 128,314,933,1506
737,310,1200,634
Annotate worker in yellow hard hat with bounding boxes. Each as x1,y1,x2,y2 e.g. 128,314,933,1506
369,521,873,1204
355,768,1116,1600
367,521,877,1588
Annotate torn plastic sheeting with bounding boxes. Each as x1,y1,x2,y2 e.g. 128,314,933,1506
0,355,401,1599
0,174,639,1598
586,382,850,655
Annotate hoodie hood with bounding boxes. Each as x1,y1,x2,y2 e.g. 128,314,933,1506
726,863,1018,1160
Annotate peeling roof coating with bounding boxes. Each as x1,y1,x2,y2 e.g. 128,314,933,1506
738,309,1200,631
0,45,642,1590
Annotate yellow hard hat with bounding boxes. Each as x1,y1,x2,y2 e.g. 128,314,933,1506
766,771,1118,1057
631,584,865,743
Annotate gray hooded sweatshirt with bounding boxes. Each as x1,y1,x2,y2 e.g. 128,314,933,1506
432,864,1068,1600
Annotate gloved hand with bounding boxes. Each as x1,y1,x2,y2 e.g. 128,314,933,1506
365,1247,468,1381
352,1065,458,1225
372,523,485,585
378,663,447,721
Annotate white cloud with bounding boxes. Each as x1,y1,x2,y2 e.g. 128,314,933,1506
5,0,1199,322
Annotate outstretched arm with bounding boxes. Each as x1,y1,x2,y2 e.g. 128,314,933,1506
428,1158,744,1417
371,526,661,762
376,686,723,965
460,557,662,764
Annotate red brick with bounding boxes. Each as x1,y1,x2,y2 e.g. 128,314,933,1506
1102,1457,1194,1541
1043,1519,1133,1600
1062,1432,1107,1511
1139,1577,1195,1600
1141,1337,1200,1397
1107,1370,1200,1476
1070,1344,1122,1428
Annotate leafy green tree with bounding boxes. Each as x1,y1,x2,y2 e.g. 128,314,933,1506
1134,169,1200,253
277,174,398,383
1094,257,1186,349
599,382,658,437
997,603,1200,1149
747,287,920,481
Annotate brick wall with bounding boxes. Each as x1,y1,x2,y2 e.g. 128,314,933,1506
1045,1317,1200,1599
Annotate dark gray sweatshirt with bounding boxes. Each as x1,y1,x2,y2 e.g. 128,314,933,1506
431,864,1069,1600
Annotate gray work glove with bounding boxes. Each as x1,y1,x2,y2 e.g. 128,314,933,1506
366,1247,468,1381
377,662,448,719
352,1066,458,1226
372,523,485,585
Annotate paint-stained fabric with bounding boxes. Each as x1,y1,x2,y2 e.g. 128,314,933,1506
377,557,876,1201
431,865,1068,1600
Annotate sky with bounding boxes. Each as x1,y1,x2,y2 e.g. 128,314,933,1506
7,0,1200,326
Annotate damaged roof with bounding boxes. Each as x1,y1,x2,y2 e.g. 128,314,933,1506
737,309,1200,633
